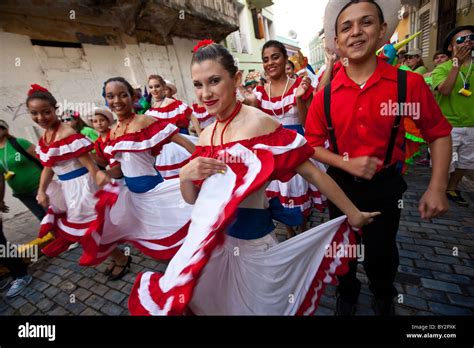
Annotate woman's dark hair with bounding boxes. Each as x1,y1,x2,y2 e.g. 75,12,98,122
412,57,425,70
148,74,166,87
335,0,385,34
102,77,135,99
261,40,288,60
432,50,450,60
287,60,295,70
192,43,238,77
26,90,57,109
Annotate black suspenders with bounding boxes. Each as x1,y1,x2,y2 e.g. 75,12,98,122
324,83,339,155
384,69,407,166
323,69,407,167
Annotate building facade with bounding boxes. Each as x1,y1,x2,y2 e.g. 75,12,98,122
308,30,325,71
0,0,239,218
393,0,474,70
224,0,275,78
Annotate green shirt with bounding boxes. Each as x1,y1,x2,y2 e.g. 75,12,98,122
413,66,428,75
0,138,42,195
81,127,99,142
432,60,474,127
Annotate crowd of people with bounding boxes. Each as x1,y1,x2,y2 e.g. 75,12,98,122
0,0,472,316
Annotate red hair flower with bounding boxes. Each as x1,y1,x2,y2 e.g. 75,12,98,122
28,84,50,96
193,39,215,53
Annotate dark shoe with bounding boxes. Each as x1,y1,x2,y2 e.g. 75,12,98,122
103,260,116,276
373,298,395,316
335,295,356,316
446,190,469,207
108,256,132,281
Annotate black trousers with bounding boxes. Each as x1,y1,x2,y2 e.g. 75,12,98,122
0,219,28,279
327,166,407,303
13,190,46,221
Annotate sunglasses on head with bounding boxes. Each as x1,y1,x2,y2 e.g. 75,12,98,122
455,33,474,45
61,117,73,122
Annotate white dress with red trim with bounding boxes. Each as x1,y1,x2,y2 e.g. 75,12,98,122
254,77,327,216
145,100,197,179
192,103,216,130
79,120,193,266
128,126,356,315
145,99,192,132
36,134,98,257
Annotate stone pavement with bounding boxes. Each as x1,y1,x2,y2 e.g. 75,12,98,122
0,163,473,316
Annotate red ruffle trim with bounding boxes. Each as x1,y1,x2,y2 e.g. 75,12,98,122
191,125,314,184
38,134,93,166
80,183,190,266
106,121,179,156
296,220,356,315
38,209,90,257
256,77,313,103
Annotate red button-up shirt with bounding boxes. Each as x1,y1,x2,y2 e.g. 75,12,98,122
305,58,452,171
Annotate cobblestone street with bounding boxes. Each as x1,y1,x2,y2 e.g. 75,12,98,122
1,164,473,316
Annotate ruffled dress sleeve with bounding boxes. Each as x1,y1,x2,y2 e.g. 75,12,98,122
36,134,93,167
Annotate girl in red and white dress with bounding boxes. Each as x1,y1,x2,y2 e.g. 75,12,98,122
80,77,195,270
145,74,199,179
243,40,327,237
191,102,216,136
129,41,380,316
26,84,100,257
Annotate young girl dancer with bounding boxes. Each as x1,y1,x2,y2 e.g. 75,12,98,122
27,84,99,257
247,40,327,237
28,85,130,279
144,74,200,179
80,77,195,269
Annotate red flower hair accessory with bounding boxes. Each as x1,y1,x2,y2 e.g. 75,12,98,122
28,84,50,96
193,39,215,53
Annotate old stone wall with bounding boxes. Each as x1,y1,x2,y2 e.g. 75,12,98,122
0,31,197,218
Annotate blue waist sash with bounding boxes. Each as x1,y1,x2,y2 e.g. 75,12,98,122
227,208,275,240
124,174,164,193
57,167,88,181
284,124,304,136
227,198,304,240
179,128,190,135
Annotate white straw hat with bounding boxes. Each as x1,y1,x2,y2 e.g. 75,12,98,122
324,0,402,54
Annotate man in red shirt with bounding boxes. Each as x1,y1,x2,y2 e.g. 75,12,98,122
305,0,452,315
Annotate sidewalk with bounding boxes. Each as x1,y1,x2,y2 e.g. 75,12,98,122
1,164,473,316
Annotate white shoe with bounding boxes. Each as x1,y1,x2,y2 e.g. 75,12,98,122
67,242,80,250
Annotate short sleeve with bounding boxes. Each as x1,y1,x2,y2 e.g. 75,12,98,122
16,137,34,151
431,61,450,90
304,88,330,148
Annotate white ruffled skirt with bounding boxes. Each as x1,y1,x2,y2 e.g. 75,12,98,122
80,178,192,265
155,135,198,179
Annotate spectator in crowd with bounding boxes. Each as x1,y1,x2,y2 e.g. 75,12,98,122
431,25,474,207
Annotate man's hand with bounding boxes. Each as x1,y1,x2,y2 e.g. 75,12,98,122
418,188,449,219
453,42,474,66
341,156,383,180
